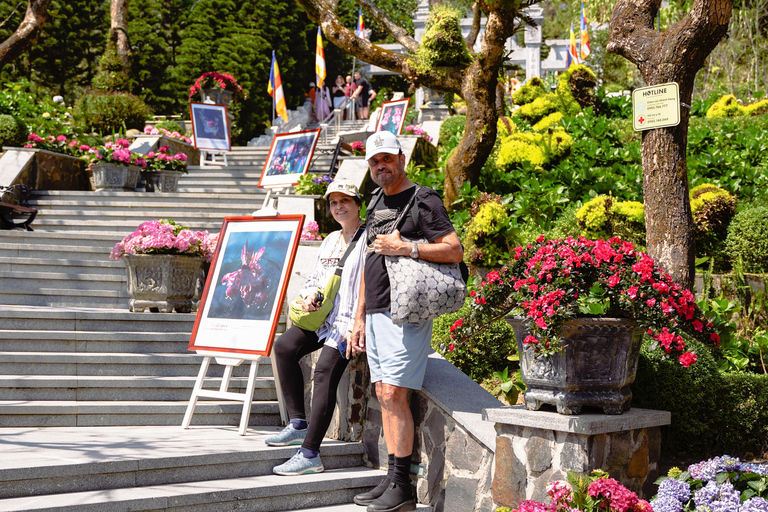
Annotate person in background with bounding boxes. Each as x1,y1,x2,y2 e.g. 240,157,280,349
315,81,332,121
306,82,317,116
351,71,373,120
267,179,367,476
332,75,347,113
350,131,463,511
345,75,355,120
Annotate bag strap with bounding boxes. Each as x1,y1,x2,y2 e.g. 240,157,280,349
335,224,365,271
392,185,421,233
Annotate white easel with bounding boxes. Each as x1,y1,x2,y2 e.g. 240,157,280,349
199,149,228,167
181,204,291,435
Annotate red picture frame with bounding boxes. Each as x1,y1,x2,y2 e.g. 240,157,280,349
375,98,410,135
258,129,321,188
188,214,305,357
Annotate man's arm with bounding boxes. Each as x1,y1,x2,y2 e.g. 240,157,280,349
350,84,363,99
373,229,463,263
349,269,367,355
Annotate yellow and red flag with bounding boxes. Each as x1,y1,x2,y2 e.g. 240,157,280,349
357,8,366,40
580,2,591,60
315,27,326,89
567,22,579,68
268,51,288,122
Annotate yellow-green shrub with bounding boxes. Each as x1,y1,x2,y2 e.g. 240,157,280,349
512,76,547,106
576,195,646,247
497,116,516,139
464,199,511,268
515,95,559,124
495,129,572,170
413,5,471,74
556,64,597,114
532,111,564,131
690,183,737,271
706,94,768,117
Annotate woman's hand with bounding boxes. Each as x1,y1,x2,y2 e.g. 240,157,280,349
300,296,319,312
344,332,353,359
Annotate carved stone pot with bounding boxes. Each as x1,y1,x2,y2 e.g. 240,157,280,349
506,316,644,415
123,254,206,313
141,170,183,192
92,163,140,191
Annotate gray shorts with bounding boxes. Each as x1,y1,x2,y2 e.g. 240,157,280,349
365,311,433,390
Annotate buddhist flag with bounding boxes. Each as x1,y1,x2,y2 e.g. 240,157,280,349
315,27,326,88
567,22,579,68
268,51,288,122
580,2,591,60
357,8,366,40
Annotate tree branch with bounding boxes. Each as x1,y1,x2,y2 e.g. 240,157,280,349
0,0,52,70
358,0,419,53
465,2,482,49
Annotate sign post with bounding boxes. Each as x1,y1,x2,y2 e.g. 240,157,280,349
631,82,681,131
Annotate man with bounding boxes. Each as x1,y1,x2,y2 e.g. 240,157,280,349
350,71,375,120
351,131,463,512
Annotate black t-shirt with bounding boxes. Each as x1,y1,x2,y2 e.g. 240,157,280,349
356,77,371,107
364,186,455,314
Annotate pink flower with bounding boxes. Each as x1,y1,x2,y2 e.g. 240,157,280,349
608,274,620,287
679,351,697,367
56,135,67,142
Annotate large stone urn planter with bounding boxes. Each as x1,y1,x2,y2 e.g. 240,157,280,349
123,254,206,313
141,170,184,192
506,316,644,415
92,163,140,191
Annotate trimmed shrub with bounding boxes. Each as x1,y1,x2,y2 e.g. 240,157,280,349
497,116,516,139
718,372,768,456
413,4,470,74
555,64,597,113
532,111,564,131
92,39,131,92
576,195,645,247
512,76,548,106
725,206,768,273
432,303,517,381
706,94,768,117
155,120,185,134
690,183,737,271
0,114,27,148
495,128,573,170
439,114,466,145
72,91,151,134
464,198,511,268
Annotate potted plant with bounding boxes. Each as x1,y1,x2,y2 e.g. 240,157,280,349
131,125,200,166
88,138,145,191
188,72,247,106
6,132,91,191
141,145,189,192
449,236,721,415
110,219,218,313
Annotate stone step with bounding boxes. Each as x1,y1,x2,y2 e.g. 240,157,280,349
0,352,266,377
0,375,276,401
299,504,433,512
0,400,282,427
0,425,371,502
27,218,225,232
0,329,195,353
0,257,123,275
0,242,116,262
0,307,198,332
30,190,269,204
0,271,124,289
0,293,128,309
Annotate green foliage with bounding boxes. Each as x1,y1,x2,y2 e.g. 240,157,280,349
555,64,597,113
718,372,768,455
92,39,131,92
492,367,525,405
725,206,768,273
707,94,768,117
439,114,466,146
413,4,470,75
575,195,646,247
464,196,511,267
495,129,573,170
431,303,517,382
72,91,151,133
0,114,28,148
690,184,737,272
512,76,547,105
154,120,185,134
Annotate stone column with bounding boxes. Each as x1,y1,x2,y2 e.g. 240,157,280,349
483,406,671,508
524,6,544,79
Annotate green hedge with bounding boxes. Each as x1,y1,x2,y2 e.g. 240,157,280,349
72,91,151,134
632,336,768,458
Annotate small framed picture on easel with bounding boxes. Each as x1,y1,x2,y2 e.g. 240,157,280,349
258,129,321,188
190,102,231,152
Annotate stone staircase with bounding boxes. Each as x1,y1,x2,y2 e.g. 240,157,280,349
0,143,406,511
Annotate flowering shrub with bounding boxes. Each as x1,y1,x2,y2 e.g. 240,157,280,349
450,236,720,366
294,173,332,196
188,72,247,102
110,219,218,262
497,470,651,512
86,138,143,168
144,145,188,173
403,124,434,143
653,455,768,512
24,132,91,158
143,125,192,144
301,220,323,241
350,141,366,156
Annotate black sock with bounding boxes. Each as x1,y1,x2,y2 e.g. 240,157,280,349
387,453,395,480
392,455,412,492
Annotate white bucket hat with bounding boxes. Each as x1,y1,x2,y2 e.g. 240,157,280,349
323,178,361,200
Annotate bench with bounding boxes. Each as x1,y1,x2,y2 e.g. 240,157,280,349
0,184,37,231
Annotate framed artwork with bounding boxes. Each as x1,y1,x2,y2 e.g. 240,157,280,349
189,102,231,151
189,215,305,357
258,129,321,188
375,98,410,135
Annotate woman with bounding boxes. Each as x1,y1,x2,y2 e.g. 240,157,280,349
267,178,367,476
331,75,347,112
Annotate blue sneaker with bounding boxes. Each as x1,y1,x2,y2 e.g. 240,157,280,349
265,423,307,446
273,450,324,476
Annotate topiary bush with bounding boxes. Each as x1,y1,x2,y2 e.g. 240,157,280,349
690,183,737,272
439,114,466,145
0,114,28,148
72,91,151,134
575,195,645,247
718,372,768,456
495,128,573,171
154,120,185,134
413,4,471,75
706,94,768,117
432,303,517,382
463,194,511,268
724,205,768,273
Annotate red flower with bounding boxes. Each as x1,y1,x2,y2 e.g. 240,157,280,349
678,352,697,367
608,274,620,288
692,319,704,332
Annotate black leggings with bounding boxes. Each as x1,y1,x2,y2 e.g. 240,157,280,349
272,325,350,451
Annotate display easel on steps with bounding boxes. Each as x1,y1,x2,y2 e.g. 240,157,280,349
182,204,296,435
199,149,228,167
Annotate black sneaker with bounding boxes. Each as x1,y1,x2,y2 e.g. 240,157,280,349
366,481,416,512
354,477,391,506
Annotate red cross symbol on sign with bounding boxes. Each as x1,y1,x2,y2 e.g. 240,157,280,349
638,116,645,124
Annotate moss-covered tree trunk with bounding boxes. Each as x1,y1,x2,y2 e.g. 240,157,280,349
294,0,524,209
0,0,52,70
607,0,731,289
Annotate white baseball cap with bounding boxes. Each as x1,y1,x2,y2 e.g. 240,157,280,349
323,178,361,200
365,131,402,161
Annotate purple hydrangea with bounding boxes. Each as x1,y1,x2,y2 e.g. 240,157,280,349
651,496,684,512
694,482,721,508
658,479,691,502
690,460,719,481
740,498,768,512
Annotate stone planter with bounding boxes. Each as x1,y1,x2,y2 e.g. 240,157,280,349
92,163,140,191
123,254,206,313
141,170,183,192
129,135,200,166
506,316,644,415
0,148,90,192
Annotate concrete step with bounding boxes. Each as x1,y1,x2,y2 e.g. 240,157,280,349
0,293,128,309
0,329,195,353
0,426,372,506
0,400,282,427
300,504,433,512
0,306,198,332
0,375,276,401
0,257,123,275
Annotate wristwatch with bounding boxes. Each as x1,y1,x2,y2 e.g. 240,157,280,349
410,242,419,259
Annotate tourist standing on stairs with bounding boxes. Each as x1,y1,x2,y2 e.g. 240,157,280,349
332,75,348,112
350,131,463,512
351,71,374,120
267,179,367,476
